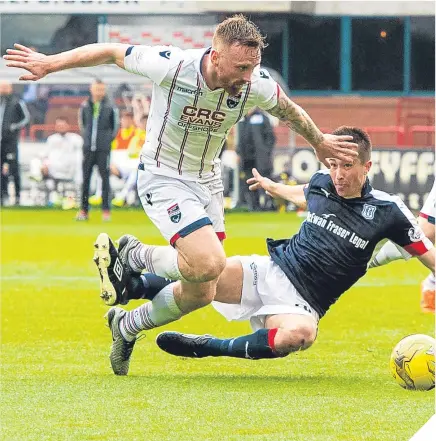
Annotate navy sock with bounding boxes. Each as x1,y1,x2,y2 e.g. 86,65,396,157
204,329,282,359
126,273,173,301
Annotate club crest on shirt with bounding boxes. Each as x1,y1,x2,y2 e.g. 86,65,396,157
408,226,423,242
226,92,242,109
361,204,376,220
167,203,181,223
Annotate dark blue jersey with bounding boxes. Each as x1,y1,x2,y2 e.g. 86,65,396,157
267,170,431,317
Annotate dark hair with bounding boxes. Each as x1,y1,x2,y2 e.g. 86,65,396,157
213,14,267,50
332,126,372,163
55,116,69,123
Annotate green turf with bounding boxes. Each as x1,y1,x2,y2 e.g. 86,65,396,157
1,209,434,441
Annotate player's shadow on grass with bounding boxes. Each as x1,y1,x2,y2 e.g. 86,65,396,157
116,372,371,387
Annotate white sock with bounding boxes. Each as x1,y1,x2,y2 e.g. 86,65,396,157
423,273,435,291
129,243,185,280
119,284,183,341
369,241,412,268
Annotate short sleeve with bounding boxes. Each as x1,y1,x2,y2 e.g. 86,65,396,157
254,68,279,111
124,45,174,85
387,197,433,256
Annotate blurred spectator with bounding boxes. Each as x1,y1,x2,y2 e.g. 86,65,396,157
112,114,147,207
29,116,83,205
129,114,147,158
0,81,30,206
91,114,147,208
131,92,150,126
237,107,276,211
111,110,136,150
115,83,134,110
89,110,136,206
76,79,119,221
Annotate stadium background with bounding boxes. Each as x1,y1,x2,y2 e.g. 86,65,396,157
1,1,435,441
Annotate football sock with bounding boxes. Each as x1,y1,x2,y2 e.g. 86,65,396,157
126,273,173,301
119,283,183,341
422,273,435,291
369,241,412,268
203,329,282,359
128,243,185,280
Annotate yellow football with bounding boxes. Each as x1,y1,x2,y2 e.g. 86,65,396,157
390,334,435,391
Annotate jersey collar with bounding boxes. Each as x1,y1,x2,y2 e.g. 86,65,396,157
197,46,211,78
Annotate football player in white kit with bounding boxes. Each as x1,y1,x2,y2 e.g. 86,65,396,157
418,183,436,312
29,116,83,194
5,15,360,375
370,180,435,313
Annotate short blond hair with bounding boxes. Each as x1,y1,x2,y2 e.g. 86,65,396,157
213,14,267,50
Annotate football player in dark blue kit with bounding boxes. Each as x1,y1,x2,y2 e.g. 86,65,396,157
98,126,434,374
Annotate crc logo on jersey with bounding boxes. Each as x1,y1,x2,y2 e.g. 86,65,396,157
226,92,242,109
159,50,171,59
408,226,423,242
179,106,226,132
167,203,181,223
361,204,376,220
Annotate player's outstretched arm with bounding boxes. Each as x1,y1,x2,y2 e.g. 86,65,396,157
3,43,129,81
266,88,358,166
247,168,307,209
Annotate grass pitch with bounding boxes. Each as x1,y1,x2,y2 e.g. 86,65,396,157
1,209,434,441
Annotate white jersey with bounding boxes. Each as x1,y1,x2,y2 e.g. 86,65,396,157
124,45,279,186
420,179,436,222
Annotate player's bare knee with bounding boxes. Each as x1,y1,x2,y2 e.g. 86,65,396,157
179,281,217,310
275,325,317,355
185,252,226,283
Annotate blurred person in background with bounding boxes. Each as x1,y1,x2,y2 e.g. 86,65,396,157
131,92,150,126
111,110,136,151
370,180,435,314
76,79,119,221
0,80,29,206
29,116,83,206
111,114,148,207
237,107,275,211
89,109,136,207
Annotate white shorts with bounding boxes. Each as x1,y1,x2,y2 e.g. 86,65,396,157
420,180,436,224
212,255,319,331
137,163,225,245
